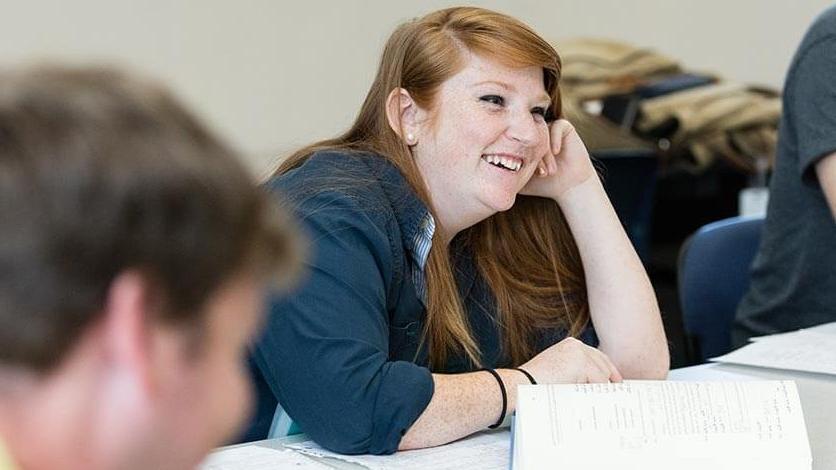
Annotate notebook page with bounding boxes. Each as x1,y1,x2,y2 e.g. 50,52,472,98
514,381,810,470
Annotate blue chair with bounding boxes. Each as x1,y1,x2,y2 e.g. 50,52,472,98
678,216,765,363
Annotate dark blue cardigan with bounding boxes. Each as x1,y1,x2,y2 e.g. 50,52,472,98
244,150,595,454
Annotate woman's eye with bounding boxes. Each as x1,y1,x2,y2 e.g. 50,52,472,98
531,107,547,118
480,95,504,106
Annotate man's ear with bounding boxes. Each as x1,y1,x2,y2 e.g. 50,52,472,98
99,271,157,397
385,87,422,146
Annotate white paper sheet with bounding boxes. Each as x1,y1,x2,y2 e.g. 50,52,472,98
666,365,759,382
808,321,836,336
750,321,836,342
199,445,333,469
513,381,811,470
287,429,509,470
713,330,836,375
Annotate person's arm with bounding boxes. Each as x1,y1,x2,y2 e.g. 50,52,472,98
256,187,621,453
523,120,669,379
814,152,836,220
400,336,621,450
404,121,672,450
256,177,629,455
557,177,669,378
399,369,525,450
252,190,434,455
790,37,836,220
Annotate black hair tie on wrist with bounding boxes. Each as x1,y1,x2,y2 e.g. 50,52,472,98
514,367,537,385
479,368,507,429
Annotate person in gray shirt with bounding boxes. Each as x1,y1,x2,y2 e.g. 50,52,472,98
734,6,836,346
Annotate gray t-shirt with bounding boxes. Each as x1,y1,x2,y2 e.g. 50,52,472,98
733,6,836,346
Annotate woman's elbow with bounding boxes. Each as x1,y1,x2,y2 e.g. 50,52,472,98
303,418,376,455
621,348,670,380
318,436,374,455
605,341,670,380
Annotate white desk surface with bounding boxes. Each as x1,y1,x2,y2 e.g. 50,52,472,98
235,363,836,469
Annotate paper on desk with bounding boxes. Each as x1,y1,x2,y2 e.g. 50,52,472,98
513,381,811,470
199,445,333,470
750,321,836,342
287,429,509,470
807,321,836,336
666,365,759,382
712,330,836,375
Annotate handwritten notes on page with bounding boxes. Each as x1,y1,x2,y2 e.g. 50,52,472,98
512,381,811,470
287,429,510,470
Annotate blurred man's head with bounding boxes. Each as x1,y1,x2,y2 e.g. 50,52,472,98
0,66,302,470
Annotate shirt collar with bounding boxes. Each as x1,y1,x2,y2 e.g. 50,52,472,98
374,158,433,256
412,213,435,268
374,155,479,301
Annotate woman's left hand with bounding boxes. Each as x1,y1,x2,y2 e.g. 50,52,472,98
520,119,597,202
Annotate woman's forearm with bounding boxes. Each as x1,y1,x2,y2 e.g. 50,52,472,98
399,370,527,450
556,177,669,378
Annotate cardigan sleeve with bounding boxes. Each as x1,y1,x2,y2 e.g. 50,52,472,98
251,189,433,455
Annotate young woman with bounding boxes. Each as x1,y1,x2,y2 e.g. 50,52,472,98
247,6,669,454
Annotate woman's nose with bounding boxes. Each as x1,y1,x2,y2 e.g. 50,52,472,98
506,109,540,146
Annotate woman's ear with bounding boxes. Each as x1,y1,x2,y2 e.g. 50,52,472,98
385,87,420,146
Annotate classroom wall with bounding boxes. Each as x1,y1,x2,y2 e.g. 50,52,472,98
0,0,829,175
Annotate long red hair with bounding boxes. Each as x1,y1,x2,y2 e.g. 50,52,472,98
276,7,588,369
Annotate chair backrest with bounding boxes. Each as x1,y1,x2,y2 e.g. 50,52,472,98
678,216,765,363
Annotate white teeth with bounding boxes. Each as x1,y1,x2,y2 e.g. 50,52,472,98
483,154,522,172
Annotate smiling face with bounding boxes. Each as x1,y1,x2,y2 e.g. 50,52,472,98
410,51,551,235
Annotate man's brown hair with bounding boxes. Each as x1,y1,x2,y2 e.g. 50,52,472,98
0,66,301,371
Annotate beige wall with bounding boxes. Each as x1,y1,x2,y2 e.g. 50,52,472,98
0,0,829,175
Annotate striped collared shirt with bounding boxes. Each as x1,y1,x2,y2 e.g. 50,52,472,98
410,212,435,305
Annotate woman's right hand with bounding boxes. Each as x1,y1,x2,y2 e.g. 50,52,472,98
520,337,623,384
